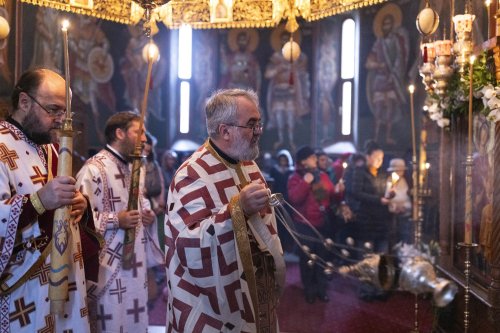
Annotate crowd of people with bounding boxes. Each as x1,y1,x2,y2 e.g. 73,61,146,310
0,67,414,332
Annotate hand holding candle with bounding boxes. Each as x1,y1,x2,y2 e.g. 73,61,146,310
385,172,399,199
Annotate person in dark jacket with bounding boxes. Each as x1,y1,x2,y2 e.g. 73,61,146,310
269,149,295,253
350,140,393,300
288,145,336,304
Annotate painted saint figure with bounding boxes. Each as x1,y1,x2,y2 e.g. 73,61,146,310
365,3,409,145
220,29,262,93
265,25,310,151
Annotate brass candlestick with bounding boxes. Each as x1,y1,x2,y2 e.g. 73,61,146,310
456,55,478,333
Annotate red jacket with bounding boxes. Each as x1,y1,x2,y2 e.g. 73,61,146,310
287,170,336,227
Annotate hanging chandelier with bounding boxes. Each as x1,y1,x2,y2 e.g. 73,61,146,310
20,0,389,29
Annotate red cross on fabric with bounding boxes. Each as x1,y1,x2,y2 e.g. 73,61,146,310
108,188,121,211
114,166,127,188
105,242,123,266
127,254,143,278
126,298,145,323
30,166,47,186
37,314,55,333
10,297,36,327
97,304,113,331
109,278,127,304
29,262,50,285
0,127,20,140
0,143,19,170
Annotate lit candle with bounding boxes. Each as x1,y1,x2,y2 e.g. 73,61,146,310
61,20,70,118
408,85,418,223
391,172,400,186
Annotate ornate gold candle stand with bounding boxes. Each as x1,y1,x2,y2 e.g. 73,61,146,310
433,40,454,97
453,13,475,73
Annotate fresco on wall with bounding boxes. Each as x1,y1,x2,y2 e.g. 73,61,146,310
70,16,116,143
192,30,218,142
120,24,168,124
316,21,339,144
365,2,409,146
219,28,261,92
21,5,170,151
264,24,310,151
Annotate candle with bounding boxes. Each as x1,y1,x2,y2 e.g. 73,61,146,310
486,0,492,38
409,85,416,164
468,56,475,157
61,20,71,118
391,172,400,185
408,85,419,224
464,55,475,244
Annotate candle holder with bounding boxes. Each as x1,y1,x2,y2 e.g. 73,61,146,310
433,40,454,97
453,13,475,73
419,42,436,93
457,242,479,333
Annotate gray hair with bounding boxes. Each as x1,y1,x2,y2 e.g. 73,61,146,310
205,89,260,138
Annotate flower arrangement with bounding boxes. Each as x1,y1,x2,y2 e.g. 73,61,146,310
424,51,497,127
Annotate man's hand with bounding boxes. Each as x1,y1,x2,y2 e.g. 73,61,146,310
70,191,87,224
118,210,142,229
141,209,155,226
239,180,269,216
37,176,78,210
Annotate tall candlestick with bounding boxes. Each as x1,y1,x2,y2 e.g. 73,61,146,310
464,56,475,244
49,18,73,315
408,85,419,245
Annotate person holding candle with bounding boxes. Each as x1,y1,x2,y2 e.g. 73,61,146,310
350,140,393,301
0,68,99,332
76,111,161,333
386,158,412,246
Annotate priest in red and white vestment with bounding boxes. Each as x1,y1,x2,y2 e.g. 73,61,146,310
165,89,285,332
0,69,92,332
77,111,162,333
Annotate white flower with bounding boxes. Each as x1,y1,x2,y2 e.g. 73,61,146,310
487,95,500,110
487,108,500,123
429,111,442,121
480,84,495,98
428,102,440,114
437,117,450,128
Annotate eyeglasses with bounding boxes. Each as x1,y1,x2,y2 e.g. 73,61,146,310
226,122,264,135
24,92,67,118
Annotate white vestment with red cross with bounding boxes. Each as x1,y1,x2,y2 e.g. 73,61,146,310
0,120,90,332
77,148,161,333
165,142,285,333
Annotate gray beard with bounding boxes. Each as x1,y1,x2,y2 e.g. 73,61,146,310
227,131,259,161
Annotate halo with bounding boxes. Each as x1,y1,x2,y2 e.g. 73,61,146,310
270,24,301,52
373,3,402,38
227,28,259,52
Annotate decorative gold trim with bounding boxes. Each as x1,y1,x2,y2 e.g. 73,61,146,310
20,0,134,24
230,195,260,329
30,191,46,215
21,0,389,28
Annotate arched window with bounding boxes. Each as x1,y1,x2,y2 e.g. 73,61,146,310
178,24,192,134
340,18,356,136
